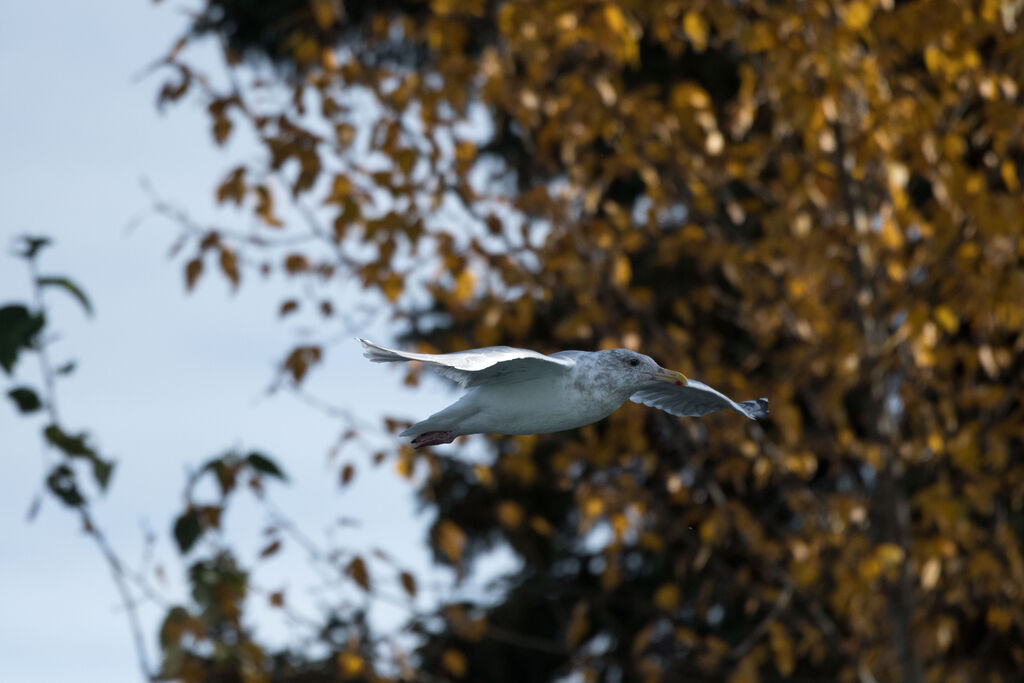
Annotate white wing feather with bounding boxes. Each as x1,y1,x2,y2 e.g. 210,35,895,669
358,338,575,387
630,379,769,420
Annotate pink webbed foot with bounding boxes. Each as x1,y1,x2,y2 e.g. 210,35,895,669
410,431,457,448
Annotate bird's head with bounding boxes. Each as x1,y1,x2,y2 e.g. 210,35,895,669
596,349,688,394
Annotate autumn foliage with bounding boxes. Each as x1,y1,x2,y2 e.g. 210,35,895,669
18,1,1024,682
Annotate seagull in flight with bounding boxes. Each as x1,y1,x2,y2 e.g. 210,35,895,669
359,339,768,447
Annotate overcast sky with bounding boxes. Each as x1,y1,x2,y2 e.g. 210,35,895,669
0,2,493,680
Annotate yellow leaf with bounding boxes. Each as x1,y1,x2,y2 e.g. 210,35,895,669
612,255,632,286
934,306,958,333
454,269,475,301
683,12,709,52
845,1,873,30
653,583,679,610
311,0,337,30
382,273,404,302
603,5,627,35
437,520,466,564
497,501,524,529
987,605,1013,631
920,557,941,590
877,542,904,568
442,649,467,678
337,652,364,679
768,622,795,676
1001,160,1019,192
455,140,476,164
566,601,590,647
530,515,553,536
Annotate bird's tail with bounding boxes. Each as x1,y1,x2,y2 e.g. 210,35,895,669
739,398,770,420
359,338,405,363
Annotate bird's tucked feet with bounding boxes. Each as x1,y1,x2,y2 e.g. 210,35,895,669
410,431,457,448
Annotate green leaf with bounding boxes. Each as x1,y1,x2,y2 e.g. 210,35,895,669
43,424,96,457
46,464,85,507
173,510,204,553
7,386,42,413
246,452,287,480
0,305,45,374
37,276,93,317
91,457,115,491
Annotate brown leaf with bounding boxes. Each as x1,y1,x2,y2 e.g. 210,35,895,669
254,185,284,227
284,254,310,274
215,167,246,205
399,571,417,598
218,247,240,288
185,257,202,291
346,556,371,591
259,540,281,558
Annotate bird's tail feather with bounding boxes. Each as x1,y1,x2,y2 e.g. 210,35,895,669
359,338,405,363
740,398,770,420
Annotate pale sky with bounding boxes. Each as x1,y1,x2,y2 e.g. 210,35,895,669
0,2,493,680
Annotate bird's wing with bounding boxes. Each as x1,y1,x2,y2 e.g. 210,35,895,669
358,338,575,387
630,379,769,420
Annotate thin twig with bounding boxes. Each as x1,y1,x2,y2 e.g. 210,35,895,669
25,250,156,681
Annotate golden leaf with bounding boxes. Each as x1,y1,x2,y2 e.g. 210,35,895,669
337,652,364,679
382,272,404,302
441,649,467,678
566,601,590,647
934,306,958,334
530,515,554,536
768,622,795,676
653,583,680,611
311,0,337,30
844,1,873,30
612,255,632,286
497,501,524,529
454,269,475,302
1001,160,1019,192
437,519,467,564
683,11,709,52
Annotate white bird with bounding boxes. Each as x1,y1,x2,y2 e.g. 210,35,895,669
359,339,768,447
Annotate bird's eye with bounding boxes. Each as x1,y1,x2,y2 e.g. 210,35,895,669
629,358,640,367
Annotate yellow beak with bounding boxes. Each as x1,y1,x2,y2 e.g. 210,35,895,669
652,368,688,386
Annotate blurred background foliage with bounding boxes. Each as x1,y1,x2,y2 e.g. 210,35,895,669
11,0,1024,681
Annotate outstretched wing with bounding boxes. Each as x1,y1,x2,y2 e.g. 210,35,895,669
630,379,769,420
358,338,575,387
